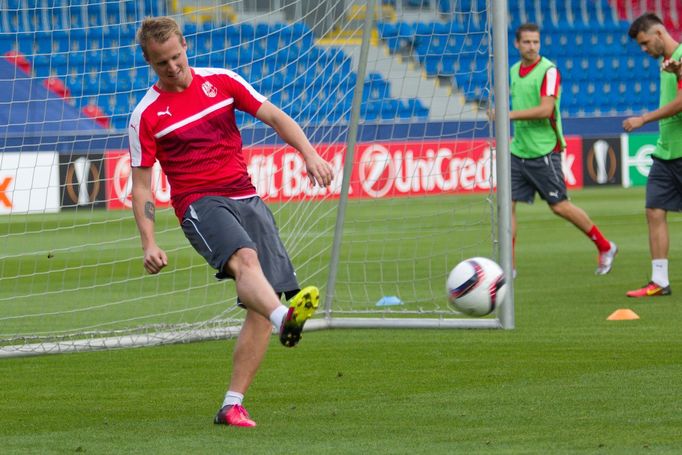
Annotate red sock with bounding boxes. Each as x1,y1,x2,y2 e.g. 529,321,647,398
587,225,610,252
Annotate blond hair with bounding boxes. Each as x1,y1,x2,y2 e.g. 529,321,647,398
136,16,184,57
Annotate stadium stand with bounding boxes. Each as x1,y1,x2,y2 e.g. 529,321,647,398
0,0,672,129
0,57,102,136
377,0,662,116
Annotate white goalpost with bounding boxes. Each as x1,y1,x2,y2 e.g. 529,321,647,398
0,0,513,358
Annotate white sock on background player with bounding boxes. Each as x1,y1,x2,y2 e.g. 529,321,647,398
651,259,669,287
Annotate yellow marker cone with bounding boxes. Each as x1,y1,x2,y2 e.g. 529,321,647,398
607,309,640,321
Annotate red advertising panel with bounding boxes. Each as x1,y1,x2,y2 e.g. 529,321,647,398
563,136,584,189
104,137,584,209
245,140,496,201
105,150,172,209
245,138,583,201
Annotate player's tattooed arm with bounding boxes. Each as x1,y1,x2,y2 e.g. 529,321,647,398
144,201,156,222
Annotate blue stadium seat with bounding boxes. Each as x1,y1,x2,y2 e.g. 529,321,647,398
239,22,255,41
143,0,167,16
423,55,442,77
66,5,87,28
439,54,457,77
111,115,130,130
376,20,396,38
80,73,101,96
255,23,270,38
105,1,122,22
32,55,53,77
69,29,88,52
66,51,86,71
259,72,285,94
0,33,15,54
395,21,415,50
361,100,380,121
438,0,452,13
33,31,51,54
399,98,429,120
87,4,105,27
13,31,33,55
363,76,390,100
183,22,198,37
84,49,103,70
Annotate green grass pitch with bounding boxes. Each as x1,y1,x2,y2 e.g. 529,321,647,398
1,186,681,454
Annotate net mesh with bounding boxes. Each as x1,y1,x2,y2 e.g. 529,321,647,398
0,0,500,356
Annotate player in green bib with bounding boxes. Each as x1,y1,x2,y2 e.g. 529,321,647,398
508,23,618,277
623,13,682,297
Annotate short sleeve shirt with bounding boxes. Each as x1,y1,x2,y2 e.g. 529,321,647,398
128,68,266,220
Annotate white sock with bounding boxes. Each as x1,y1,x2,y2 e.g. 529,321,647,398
222,391,244,408
651,259,669,287
269,305,289,331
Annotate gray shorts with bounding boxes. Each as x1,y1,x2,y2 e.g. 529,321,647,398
646,156,682,212
181,195,300,299
511,153,568,205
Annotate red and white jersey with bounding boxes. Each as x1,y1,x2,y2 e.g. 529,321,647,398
128,67,266,220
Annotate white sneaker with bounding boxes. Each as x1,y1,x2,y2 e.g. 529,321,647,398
595,241,618,275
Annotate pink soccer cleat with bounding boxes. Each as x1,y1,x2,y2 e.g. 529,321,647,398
626,282,672,298
214,404,256,427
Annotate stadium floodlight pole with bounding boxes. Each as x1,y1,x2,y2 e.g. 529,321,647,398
323,0,375,320
491,0,515,329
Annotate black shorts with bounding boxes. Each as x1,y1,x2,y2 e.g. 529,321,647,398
511,153,568,205
645,156,682,212
181,195,300,299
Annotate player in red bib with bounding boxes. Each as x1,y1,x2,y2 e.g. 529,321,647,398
129,17,334,427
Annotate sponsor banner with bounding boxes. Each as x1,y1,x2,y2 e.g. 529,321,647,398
622,133,657,187
348,140,494,198
246,144,346,200
246,138,583,200
103,138,584,209
0,152,60,215
582,137,622,186
563,136,583,189
246,141,497,200
59,154,107,209
105,150,172,209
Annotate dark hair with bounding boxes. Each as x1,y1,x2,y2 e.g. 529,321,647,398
515,23,540,41
628,13,663,39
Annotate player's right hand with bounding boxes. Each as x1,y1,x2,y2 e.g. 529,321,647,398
304,153,334,188
623,116,644,132
143,246,168,274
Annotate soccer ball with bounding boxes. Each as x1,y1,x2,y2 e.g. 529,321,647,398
446,257,507,317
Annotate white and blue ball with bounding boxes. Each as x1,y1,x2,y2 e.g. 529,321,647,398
447,257,507,317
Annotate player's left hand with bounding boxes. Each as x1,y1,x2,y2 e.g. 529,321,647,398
623,116,644,132
662,58,682,78
305,153,334,187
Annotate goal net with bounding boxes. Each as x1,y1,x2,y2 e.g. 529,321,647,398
0,0,510,357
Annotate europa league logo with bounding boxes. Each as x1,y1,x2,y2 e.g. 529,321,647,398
63,156,102,207
588,140,617,184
